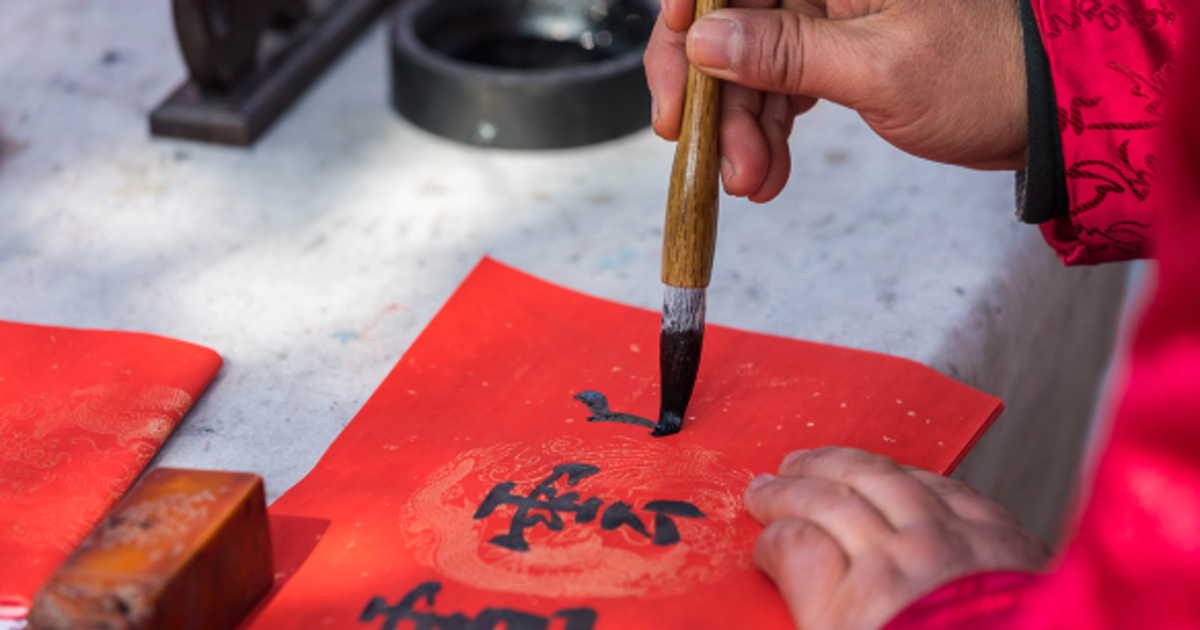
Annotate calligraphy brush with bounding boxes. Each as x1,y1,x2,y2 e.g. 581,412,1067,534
655,0,725,436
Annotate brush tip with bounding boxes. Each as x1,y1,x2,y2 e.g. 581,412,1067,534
658,286,706,437
652,412,683,437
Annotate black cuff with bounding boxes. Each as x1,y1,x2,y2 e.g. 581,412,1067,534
1016,0,1069,224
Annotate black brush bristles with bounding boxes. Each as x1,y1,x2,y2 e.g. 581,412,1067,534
655,287,705,436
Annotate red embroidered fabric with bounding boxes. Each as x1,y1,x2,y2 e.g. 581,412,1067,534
884,572,1040,629
240,258,1004,630
1033,0,1184,265
885,7,1200,628
0,323,222,619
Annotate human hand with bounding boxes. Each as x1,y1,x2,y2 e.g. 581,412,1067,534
644,0,1027,202
744,447,1049,630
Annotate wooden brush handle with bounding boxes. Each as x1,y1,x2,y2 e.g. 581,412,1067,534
662,0,726,289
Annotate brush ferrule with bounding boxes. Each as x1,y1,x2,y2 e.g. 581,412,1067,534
661,286,706,334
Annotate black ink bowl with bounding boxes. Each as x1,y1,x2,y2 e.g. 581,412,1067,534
389,0,656,149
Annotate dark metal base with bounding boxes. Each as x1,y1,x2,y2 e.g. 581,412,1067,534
150,0,392,146
389,0,655,150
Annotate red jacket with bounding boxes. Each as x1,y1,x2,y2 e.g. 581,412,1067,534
885,2,1199,627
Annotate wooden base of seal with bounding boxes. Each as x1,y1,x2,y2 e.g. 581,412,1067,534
150,0,392,146
29,468,274,630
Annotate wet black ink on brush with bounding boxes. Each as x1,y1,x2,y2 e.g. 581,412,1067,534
473,462,706,551
573,391,656,431
360,581,598,630
656,327,703,436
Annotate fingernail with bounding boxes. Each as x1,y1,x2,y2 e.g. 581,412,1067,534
747,473,775,492
781,450,809,467
720,156,734,184
652,96,660,126
689,17,738,70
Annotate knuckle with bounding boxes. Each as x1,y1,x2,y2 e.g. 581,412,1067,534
781,447,906,491
783,445,841,472
845,455,905,483
825,447,900,477
759,520,820,564
753,523,788,574
744,477,780,515
756,520,845,584
749,12,806,92
919,471,984,502
974,500,1021,526
895,524,971,567
944,482,989,505
771,480,821,514
774,479,870,525
818,478,856,502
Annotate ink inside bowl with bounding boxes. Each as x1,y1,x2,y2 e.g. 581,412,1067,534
390,0,656,148
415,0,653,70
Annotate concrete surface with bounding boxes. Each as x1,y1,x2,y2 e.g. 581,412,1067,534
0,0,1128,545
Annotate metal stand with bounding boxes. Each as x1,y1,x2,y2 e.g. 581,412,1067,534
151,0,393,146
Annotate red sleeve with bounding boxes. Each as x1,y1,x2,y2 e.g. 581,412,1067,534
886,5,1200,628
1032,0,1184,265
880,572,1035,629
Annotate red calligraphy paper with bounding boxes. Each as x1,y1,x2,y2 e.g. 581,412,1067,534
248,257,1003,629
0,322,222,618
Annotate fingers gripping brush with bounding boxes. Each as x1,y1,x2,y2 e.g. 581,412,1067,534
656,0,725,437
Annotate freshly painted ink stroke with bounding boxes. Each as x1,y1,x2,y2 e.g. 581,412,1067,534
574,391,656,431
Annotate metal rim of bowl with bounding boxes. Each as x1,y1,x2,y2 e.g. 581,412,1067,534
389,0,655,149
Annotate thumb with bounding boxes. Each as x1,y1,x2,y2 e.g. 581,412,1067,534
685,8,875,108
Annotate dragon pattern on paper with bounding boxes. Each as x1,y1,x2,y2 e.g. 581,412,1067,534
400,436,756,600
0,384,193,552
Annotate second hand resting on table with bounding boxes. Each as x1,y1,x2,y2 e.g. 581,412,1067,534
744,448,1049,630
645,0,1048,627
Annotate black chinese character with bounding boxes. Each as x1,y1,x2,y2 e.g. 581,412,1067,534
360,581,597,630
642,500,706,546
599,501,651,538
473,463,604,552
600,500,705,546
